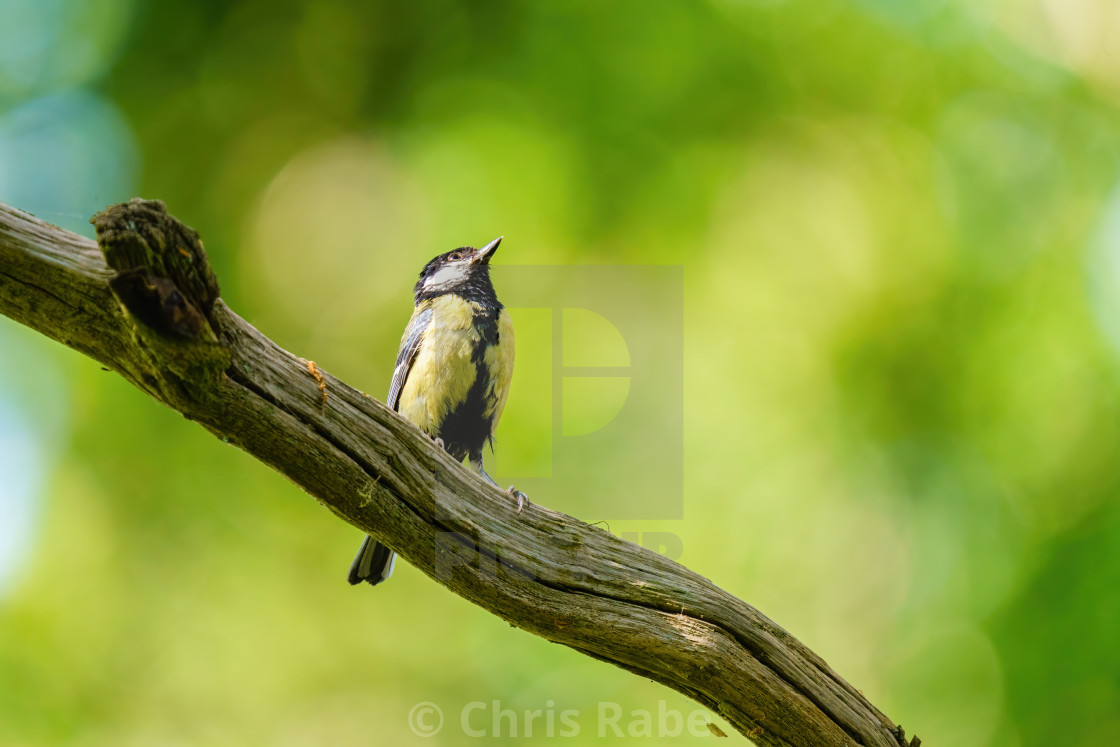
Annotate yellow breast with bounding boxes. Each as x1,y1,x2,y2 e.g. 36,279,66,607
396,295,483,434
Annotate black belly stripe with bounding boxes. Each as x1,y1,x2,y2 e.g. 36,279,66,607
436,310,501,462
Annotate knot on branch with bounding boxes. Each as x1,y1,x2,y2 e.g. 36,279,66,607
91,199,230,410
894,725,921,747
92,198,220,340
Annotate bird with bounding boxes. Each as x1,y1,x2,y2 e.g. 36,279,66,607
348,236,525,587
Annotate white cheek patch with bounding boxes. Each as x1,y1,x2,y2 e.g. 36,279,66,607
423,263,469,291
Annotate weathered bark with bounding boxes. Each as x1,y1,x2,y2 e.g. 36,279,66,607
0,199,919,747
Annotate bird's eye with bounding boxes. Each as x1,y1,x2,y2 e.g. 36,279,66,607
449,252,463,261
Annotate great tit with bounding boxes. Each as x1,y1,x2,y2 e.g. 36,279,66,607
348,236,524,587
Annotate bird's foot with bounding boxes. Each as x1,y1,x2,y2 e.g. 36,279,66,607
429,435,446,451
507,486,529,514
474,461,528,512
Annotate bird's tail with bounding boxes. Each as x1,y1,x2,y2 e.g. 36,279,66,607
347,535,396,587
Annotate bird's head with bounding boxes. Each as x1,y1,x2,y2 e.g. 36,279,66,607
414,236,502,301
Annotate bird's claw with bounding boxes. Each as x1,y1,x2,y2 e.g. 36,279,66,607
507,486,528,513
431,436,446,451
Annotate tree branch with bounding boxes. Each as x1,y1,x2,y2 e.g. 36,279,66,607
0,199,919,747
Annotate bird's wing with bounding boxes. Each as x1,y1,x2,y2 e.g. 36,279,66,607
484,307,516,428
387,305,433,411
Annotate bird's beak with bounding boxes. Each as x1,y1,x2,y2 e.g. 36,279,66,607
475,236,502,264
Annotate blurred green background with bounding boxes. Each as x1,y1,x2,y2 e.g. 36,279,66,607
3,0,1120,744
